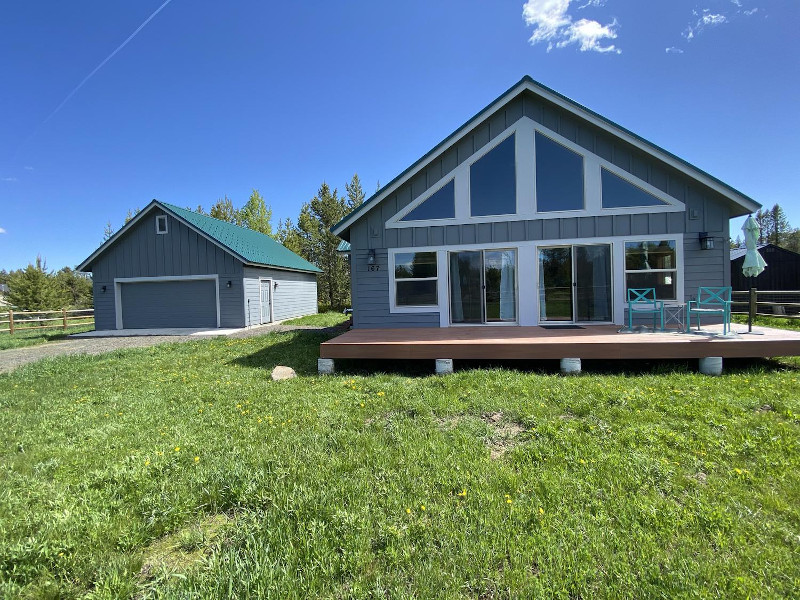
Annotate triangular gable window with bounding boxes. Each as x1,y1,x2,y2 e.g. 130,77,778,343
602,168,669,208
400,180,455,221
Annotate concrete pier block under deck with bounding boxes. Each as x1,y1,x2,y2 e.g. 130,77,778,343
318,358,335,375
435,358,454,375
698,356,723,375
560,358,581,374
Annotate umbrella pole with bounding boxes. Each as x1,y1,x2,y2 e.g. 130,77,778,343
748,279,755,333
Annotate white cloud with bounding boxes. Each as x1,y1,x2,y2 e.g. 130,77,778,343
665,46,685,54
24,166,34,171
701,13,728,25
744,7,758,16
578,0,606,8
523,0,621,54
0,227,6,234
2,177,18,182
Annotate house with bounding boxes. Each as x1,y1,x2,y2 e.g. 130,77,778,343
78,200,320,330
331,76,760,330
731,244,800,291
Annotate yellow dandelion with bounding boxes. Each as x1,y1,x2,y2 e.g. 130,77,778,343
360,403,365,407
506,498,512,504
145,459,150,466
420,505,426,511
377,391,385,397
194,456,200,462
406,508,411,514
174,446,180,452
457,489,467,497
539,507,544,515
580,459,586,465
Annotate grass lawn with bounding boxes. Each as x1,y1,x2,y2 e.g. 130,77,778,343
732,314,800,331
0,322,95,351
283,311,350,327
1,331,799,598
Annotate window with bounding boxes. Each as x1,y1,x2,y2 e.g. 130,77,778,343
155,215,168,234
602,169,668,208
625,240,677,300
470,134,516,216
401,180,455,221
535,132,584,212
394,252,437,307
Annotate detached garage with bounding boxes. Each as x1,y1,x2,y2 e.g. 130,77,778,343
78,200,321,331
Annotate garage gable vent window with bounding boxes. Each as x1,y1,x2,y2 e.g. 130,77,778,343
155,215,168,235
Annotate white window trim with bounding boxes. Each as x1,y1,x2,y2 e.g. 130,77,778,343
388,251,440,313
258,277,273,324
113,274,220,330
622,240,680,302
447,248,520,326
387,233,684,327
386,116,684,229
155,215,168,234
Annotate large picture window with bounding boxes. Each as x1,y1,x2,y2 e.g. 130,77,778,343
470,134,516,217
625,240,677,300
602,169,668,208
394,252,438,307
535,132,584,212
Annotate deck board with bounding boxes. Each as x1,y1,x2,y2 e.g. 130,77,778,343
320,325,800,360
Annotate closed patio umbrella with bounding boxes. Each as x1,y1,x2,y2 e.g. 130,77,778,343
742,215,767,332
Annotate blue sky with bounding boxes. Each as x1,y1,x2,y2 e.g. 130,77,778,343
1,0,798,271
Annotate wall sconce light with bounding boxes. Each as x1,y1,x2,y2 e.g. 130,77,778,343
101,285,107,293
367,249,376,265
273,281,279,289
226,280,232,288
699,232,714,251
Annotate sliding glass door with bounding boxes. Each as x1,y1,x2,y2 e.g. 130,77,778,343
450,249,517,324
539,244,612,323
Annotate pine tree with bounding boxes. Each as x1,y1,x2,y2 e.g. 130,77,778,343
103,221,114,241
345,174,365,211
239,189,273,236
7,256,64,311
209,196,240,224
275,217,304,255
297,183,350,309
769,204,791,246
55,268,93,309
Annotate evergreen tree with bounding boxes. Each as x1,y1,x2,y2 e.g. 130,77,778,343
275,217,304,255
769,204,791,246
239,189,273,236
209,196,240,224
103,221,114,241
6,256,63,311
297,183,350,309
54,267,93,309
124,207,141,224
345,174,365,211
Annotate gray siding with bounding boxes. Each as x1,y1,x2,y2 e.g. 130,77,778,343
351,249,439,329
88,209,244,329
243,267,317,324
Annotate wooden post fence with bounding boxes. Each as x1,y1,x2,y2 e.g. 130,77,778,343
8,310,13,335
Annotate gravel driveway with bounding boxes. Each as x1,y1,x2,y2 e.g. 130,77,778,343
0,324,336,374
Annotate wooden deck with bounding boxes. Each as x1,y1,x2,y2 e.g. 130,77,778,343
320,325,800,361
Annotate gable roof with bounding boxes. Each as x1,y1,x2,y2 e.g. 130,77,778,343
731,243,800,261
77,200,321,273
332,75,760,238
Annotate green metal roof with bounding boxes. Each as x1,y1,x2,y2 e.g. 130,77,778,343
161,202,321,272
336,240,351,252
332,75,759,235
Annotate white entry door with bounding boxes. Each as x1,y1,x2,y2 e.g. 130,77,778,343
260,280,272,324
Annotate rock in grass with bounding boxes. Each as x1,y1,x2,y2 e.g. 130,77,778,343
271,366,296,381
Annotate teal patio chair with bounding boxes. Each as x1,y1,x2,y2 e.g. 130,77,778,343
686,286,732,335
627,288,664,331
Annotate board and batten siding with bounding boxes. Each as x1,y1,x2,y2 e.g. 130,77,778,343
89,209,245,329
243,267,317,325
346,88,735,328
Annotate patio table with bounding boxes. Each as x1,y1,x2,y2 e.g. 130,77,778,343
663,303,686,331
